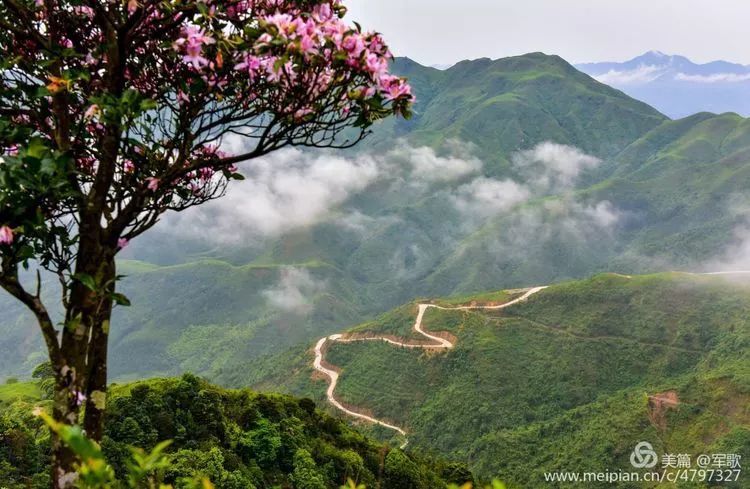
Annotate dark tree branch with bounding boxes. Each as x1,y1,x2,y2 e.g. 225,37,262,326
0,261,61,367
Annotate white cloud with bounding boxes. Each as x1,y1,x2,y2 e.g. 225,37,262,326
674,72,750,83
583,201,621,228
480,198,623,265
405,145,483,182
161,148,382,244
701,224,750,274
262,267,327,313
448,142,603,225
694,196,750,273
335,211,402,235
158,139,487,245
383,139,483,183
512,142,601,192
451,178,530,219
592,65,665,85
543,199,622,238
703,199,750,271
157,140,605,250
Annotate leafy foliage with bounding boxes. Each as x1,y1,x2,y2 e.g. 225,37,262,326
0,374,470,488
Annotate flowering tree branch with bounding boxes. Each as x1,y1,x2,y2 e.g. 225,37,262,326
0,0,412,486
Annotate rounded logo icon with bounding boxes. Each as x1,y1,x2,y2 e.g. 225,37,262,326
630,441,658,468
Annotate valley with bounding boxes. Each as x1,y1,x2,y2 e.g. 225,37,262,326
7,52,750,387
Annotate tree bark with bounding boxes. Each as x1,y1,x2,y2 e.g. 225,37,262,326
51,243,116,489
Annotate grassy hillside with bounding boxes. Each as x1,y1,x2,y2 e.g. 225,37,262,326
588,113,750,267
0,381,40,403
0,375,472,488
255,273,749,487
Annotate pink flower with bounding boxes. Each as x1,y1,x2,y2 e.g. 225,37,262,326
183,43,209,68
365,52,387,77
84,104,99,120
294,107,314,120
313,3,333,22
72,390,86,406
235,54,261,76
342,35,365,57
176,25,215,69
299,34,315,54
122,159,135,173
117,238,129,250
379,75,413,101
146,177,160,191
73,6,94,18
0,226,13,245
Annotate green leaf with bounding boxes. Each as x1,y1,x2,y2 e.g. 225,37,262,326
26,138,49,159
73,273,97,291
58,424,104,462
112,292,131,307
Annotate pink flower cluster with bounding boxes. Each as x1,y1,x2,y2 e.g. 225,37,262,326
11,0,412,215
178,145,239,195
169,0,412,117
0,226,13,245
173,25,216,69
236,3,412,106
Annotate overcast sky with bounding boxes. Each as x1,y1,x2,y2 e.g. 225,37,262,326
346,0,750,67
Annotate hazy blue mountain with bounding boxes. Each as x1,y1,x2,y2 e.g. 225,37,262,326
577,51,750,117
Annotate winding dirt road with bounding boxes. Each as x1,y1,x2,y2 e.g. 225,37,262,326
312,286,547,448
311,271,750,448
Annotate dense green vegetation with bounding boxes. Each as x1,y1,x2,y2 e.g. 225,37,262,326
0,375,472,488
258,273,749,487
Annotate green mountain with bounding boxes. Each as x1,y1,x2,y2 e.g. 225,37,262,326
250,273,750,487
0,374,472,488
367,54,667,172
3,52,750,396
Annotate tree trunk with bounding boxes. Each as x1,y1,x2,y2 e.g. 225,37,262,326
51,246,116,489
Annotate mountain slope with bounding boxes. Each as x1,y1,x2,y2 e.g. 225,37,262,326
419,110,750,295
0,260,365,381
0,52,672,382
258,273,750,487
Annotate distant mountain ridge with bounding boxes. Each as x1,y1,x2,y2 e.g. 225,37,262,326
577,51,750,117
